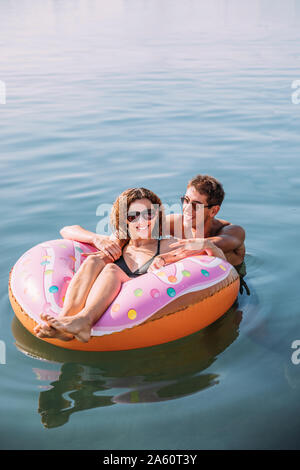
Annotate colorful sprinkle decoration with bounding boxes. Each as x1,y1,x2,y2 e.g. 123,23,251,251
168,275,177,283
134,288,143,297
150,288,160,298
167,287,176,297
201,269,210,277
44,270,53,275
128,309,137,320
182,270,191,277
49,285,59,293
111,303,120,313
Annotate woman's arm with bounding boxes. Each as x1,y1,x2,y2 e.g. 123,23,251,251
60,225,124,260
60,225,102,244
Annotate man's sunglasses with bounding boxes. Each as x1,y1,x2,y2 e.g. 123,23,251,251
127,209,157,223
180,196,215,210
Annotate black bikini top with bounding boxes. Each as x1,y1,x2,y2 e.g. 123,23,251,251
114,239,161,278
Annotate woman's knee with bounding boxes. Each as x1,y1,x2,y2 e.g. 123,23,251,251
80,254,104,273
101,263,128,281
102,263,121,275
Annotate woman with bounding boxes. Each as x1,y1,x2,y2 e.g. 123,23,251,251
34,188,225,342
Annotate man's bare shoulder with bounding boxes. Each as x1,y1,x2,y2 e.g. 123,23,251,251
216,219,246,241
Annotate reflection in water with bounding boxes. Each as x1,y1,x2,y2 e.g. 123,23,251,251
12,302,243,428
113,374,219,404
37,363,114,428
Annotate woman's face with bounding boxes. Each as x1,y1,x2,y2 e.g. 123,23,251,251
127,198,159,240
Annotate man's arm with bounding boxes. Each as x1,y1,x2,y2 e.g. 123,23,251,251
206,224,245,253
147,237,226,271
166,214,245,251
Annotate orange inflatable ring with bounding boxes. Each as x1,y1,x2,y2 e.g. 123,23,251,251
8,239,240,351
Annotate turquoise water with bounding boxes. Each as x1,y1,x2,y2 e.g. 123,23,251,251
1,0,300,450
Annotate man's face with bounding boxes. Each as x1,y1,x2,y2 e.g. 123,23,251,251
182,186,216,229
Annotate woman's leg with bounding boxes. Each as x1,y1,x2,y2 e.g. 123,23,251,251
59,254,108,317
34,254,110,339
39,264,130,342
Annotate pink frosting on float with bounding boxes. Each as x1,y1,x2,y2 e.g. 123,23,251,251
10,239,233,337
10,239,97,324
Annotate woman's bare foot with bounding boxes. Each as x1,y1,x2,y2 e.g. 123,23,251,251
41,312,92,343
34,322,74,341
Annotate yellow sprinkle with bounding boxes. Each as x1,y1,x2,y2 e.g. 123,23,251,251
128,309,137,320
219,264,226,271
157,271,165,277
44,270,53,275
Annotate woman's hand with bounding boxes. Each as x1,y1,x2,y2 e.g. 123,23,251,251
81,250,114,265
91,236,122,261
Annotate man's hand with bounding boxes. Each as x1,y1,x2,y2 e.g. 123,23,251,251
148,254,169,272
169,238,226,260
147,238,226,272
91,236,122,261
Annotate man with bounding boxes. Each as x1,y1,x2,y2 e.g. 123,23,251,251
151,174,249,295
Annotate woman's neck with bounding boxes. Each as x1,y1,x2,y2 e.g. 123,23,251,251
128,238,158,248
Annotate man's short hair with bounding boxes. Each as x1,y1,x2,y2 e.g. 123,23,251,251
187,174,225,207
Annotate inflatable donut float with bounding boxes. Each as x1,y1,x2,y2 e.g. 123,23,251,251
8,239,240,351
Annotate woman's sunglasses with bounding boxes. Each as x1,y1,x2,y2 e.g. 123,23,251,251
127,208,157,223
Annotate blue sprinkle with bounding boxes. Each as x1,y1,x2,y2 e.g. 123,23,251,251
167,287,176,297
201,269,210,277
49,285,59,293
